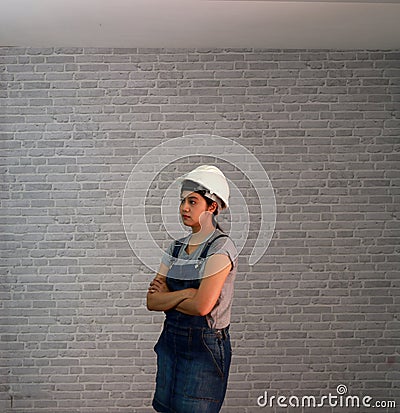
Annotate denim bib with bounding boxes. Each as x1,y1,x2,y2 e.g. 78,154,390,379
166,234,228,293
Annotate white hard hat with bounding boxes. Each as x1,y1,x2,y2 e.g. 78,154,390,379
177,165,230,209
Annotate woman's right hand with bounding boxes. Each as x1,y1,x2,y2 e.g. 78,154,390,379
148,275,169,294
148,276,197,298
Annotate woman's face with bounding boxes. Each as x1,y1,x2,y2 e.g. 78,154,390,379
180,190,216,232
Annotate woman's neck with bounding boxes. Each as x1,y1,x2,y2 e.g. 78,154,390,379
190,224,216,245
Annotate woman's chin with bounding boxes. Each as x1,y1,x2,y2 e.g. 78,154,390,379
181,220,193,227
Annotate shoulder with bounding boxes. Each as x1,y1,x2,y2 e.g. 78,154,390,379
207,232,238,262
210,231,236,249
206,234,238,271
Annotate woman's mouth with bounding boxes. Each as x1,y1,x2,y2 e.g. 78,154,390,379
182,215,190,219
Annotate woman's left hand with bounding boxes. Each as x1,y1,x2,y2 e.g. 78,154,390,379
148,275,170,294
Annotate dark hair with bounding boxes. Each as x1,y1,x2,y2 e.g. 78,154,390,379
181,179,224,232
203,195,224,233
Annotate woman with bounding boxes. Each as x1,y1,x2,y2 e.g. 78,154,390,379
147,165,238,413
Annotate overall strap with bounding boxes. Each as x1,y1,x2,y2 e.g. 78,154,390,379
171,234,229,259
171,240,184,258
199,234,229,259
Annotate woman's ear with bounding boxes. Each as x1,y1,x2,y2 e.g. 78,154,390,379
208,201,218,214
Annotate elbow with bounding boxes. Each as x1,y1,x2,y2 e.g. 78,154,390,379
147,302,159,312
146,294,155,311
197,309,209,317
195,303,212,317
146,293,167,312
190,297,215,317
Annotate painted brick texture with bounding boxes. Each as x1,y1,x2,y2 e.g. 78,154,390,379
1,47,399,412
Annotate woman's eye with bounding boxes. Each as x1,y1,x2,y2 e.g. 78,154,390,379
180,199,195,205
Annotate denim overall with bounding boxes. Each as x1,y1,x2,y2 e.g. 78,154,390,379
152,234,232,413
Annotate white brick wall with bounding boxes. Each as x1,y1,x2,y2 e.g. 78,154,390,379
1,47,399,412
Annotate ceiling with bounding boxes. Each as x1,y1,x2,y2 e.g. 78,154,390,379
1,0,400,49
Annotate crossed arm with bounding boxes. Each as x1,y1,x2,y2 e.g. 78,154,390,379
146,254,232,316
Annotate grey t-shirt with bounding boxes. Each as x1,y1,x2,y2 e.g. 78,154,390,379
161,229,238,329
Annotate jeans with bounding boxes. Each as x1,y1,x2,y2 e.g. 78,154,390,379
152,310,232,413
